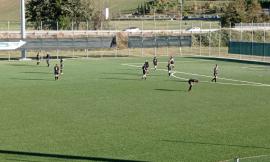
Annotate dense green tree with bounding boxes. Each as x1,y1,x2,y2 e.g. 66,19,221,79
247,0,263,23
26,0,94,30
221,0,269,27
221,0,247,27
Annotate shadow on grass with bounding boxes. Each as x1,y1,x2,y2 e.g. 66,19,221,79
21,71,51,74
10,78,54,81
0,150,148,162
165,79,187,83
100,77,141,81
8,64,36,67
5,158,42,162
101,72,140,76
155,88,186,92
188,56,270,66
162,139,270,150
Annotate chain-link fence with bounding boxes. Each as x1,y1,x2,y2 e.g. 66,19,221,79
0,20,270,62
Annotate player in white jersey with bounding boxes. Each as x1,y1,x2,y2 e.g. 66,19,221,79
211,64,218,82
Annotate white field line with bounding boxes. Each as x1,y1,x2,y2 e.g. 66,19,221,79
122,63,270,87
220,154,270,162
124,60,212,65
170,73,268,87
241,66,270,70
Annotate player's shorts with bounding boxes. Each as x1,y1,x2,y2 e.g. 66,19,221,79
143,70,146,75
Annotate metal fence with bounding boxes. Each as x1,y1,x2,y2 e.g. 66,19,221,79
0,20,270,63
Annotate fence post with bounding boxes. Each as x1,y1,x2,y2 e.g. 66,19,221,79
7,21,10,31
264,22,266,62
208,22,211,56
141,18,144,57
8,21,10,39
251,21,254,60
200,21,202,56
128,20,130,56
229,22,232,41
179,19,182,56
219,21,221,57
240,22,242,60
154,10,157,57
8,51,10,62
166,20,169,56
190,22,193,55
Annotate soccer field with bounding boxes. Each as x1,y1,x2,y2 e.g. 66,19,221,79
0,56,270,162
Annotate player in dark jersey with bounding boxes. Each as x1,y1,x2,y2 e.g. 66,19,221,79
46,53,50,67
167,60,172,77
153,57,158,70
142,63,148,80
145,60,149,74
36,52,41,65
60,58,64,75
169,56,175,70
188,79,199,91
54,64,60,80
211,64,218,82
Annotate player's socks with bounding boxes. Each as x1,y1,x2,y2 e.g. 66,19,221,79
188,85,192,91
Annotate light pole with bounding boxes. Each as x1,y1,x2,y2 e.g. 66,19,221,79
179,0,183,20
20,0,27,59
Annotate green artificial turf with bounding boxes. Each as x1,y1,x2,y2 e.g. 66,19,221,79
0,56,270,162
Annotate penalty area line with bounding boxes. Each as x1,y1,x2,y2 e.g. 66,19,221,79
122,63,270,87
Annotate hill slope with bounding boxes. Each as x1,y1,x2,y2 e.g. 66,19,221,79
0,0,20,21
0,0,145,21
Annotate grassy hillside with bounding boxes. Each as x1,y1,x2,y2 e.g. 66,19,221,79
0,0,146,21
0,0,20,21
0,0,235,21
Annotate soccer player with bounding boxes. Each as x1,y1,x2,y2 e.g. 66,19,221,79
167,60,172,77
211,64,218,82
153,56,158,70
54,64,60,80
145,60,149,74
169,56,175,70
142,62,148,80
188,79,199,92
36,51,41,65
60,58,64,75
46,53,50,67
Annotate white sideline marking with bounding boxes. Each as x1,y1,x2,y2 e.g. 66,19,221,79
220,154,270,162
241,66,270,70
122,63,270,87
171,73,268,87
123,60,212,65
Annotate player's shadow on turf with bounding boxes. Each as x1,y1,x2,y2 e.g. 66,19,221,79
21,71,51,74
100,77,140,81
9,64,36,67
0,149,147,162
101,72,140,76
10,78,54,81
161,140,270,150
155,88,185,92
166,80,187,83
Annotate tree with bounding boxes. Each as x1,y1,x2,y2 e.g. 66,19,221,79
221,0,269,27
247,0,263,23
221,0,247,27
26,0,95,30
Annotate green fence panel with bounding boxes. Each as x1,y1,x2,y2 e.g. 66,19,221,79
128,36,191,48
229,41,270,56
